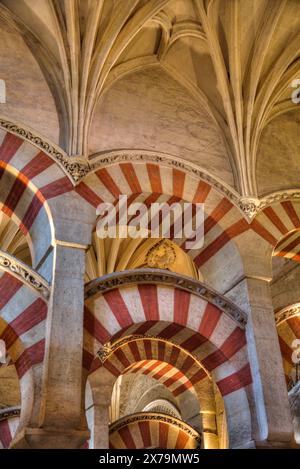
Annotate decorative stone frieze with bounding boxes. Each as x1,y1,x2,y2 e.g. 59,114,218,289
0,250,50,299
275,304,300,325
0,406,20,422
109,411,202,447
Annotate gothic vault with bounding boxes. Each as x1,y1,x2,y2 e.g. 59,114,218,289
0,0,300,449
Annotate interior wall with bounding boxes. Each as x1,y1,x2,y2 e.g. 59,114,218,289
0,20,59,144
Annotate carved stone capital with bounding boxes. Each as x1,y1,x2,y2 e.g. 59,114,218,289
97,342,113,363
239,197,260,219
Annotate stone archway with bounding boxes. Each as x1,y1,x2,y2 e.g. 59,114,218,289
83,270,253,448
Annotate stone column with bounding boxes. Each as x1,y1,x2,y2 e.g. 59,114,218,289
227,275,294,447
88,368,115,449
11,192,95,448
90,392,111,449
13,239,90,448
289,381,300,445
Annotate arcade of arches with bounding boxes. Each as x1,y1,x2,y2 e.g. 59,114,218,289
0,0,300,450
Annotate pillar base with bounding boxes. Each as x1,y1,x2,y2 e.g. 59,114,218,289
233,440,256,449
10,427,90,449
254,439,294,449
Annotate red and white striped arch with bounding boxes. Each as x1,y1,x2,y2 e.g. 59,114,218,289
2,129,299,270
77,160,300,272
87,337,207,400
108,338,207,397
0,271,47,377
274,229,300,263
0,415,19,449
84,284,253,448
109,415,200,449
76,161,248,270
0,129,74,267
252,201,300,263
84,284,252,404
85,335,210,439
0,269,48,443
0,129,73,197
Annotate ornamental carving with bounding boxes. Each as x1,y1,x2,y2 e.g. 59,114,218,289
239,192,300,218
275,304,300,325
97,334,150,362
89,150,242,209
90,154,300,220
143,399,181,420
1,118,300,219
97,342,113,363
85,268,247,327
238,197,260,219
97,334,207,378
0,251,50,299
0,118,90,183
146,240,176,269
0,406,20,422
109,412,202,447
0,118,239,201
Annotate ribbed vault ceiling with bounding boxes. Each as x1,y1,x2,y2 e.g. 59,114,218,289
0,212,31,264
0,0,299,197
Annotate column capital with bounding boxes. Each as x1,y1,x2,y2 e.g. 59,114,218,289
54,239,89,250
224,274,272,298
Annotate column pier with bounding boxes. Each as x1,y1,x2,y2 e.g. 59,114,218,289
227,275,293,447
12,240,90,448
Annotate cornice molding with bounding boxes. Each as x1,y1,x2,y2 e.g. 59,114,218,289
85,268,247,328
109,412,202,447
0,117,89,184
0,250,50,299
89,148,242,206
275,303,300,326
0,406,20,422
239,191,300,219
88,151,300,220
257,191,300,212
97,334,208,378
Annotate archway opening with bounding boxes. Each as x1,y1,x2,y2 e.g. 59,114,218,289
0,343,21,448
0,211,32,265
